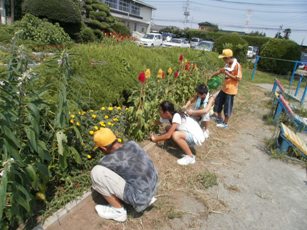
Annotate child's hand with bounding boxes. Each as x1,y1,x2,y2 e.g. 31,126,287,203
150,134,157,142
187,109,193,116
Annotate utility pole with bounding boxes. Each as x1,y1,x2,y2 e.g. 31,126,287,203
245,9,252,34
184,0,190,28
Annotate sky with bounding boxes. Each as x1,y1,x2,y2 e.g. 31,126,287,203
145,0,307,45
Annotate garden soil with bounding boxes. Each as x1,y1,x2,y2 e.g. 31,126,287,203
47,82,307,230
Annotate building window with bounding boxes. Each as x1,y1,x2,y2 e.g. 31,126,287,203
119,0,129,12
105,0,117,9
131,3,140,16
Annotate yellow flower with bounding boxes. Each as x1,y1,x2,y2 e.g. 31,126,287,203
117,106,121,110
99,121,105,126
113,118,119,122
167,67,173,75
104,115,109,119
100,107,106,111
76,122,81,126
70,119,74,124
87,154,92,159
157,68,164,79
89,130,94,135
107,121,112,126
145,68,151,78
108,107,113,111
118,138,122,143
89,110,94,112
91,114,97,119
70,114,75,119
94,126,99,130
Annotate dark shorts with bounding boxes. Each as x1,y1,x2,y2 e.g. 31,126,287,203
214,90,234,117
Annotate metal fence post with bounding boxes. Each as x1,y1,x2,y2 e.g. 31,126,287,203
294,75,303,97
289,61,298,87
251,56,260,81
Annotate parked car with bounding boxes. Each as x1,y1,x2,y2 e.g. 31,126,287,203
246,46,258,58
162,38,190,48
194,40,214,51
190,37,202,48
161,32,174,42
138,33,163,47
298,52,307,70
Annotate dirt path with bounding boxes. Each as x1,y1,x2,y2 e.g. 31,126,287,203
47,82,307,230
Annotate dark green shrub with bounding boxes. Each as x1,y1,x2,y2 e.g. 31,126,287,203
15,14,71,45
22,0,82,38
112,22,131,36
82,0,129,40
215,33,248,63
79,26,96,43
259,39,301,75
184,29,225,41
242,35,270,50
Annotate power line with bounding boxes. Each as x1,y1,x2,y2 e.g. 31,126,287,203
152,18,307,32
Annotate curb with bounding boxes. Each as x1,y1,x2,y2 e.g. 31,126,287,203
39,141,156,229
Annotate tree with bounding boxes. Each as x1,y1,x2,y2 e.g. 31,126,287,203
283,28,291,39
22,0,82,38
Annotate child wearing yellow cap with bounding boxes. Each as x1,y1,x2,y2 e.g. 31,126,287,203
91,128,157,222
210,49,242,128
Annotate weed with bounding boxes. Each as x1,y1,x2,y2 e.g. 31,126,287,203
195,171,218,190
167,208,184,219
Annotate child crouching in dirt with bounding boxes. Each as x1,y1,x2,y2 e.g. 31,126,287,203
183,84,219,139
150,101,205,166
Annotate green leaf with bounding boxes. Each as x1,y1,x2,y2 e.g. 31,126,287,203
25,164,38,189
56,130,67,156
69,147,82,164
2,126,20,148
36,163,50,184
0,167,8,220
27,103,40,120
73,126,83,143
25,127,38,153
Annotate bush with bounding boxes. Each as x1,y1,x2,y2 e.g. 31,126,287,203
79,26,96,43
112,21,131,36
215,33,248,63
242,35,270,50
22,0,82,38
15,14,71,45
0,25,15,43
259,39,301,75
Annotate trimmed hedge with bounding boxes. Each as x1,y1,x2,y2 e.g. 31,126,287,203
37,42,222,109
259,39,301,75
22,0,82,38
214,33,248,63
241,35,270,50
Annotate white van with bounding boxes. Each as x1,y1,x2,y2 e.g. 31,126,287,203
139,33,163,47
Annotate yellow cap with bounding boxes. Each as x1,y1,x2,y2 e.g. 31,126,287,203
93,128,117,148
218,49,233,58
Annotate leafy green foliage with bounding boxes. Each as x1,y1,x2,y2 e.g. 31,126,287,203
0,25,15,43
15,14,71,45
22,0,82,38
259,39,301,75
82,0,130,40
242,35,270,50
0,37,82,228
215,33,248,63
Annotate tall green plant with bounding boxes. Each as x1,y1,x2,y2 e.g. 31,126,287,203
0,36,81,228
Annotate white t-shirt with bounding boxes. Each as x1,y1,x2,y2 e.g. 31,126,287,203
160,113,205,145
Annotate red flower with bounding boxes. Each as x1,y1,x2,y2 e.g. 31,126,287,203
174,71,179,78
179,54,184,63
162,71,165,79
185,62,191,71
138,72,146,84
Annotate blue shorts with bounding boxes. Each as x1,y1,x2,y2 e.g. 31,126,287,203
184,132,195,146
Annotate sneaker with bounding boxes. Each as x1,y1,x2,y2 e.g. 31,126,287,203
95,205,127,222
177,155,195,166
216,122,228,128
203,129,209,139
149,197,157,206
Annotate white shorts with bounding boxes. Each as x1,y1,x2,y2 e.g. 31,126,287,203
201,113,210,122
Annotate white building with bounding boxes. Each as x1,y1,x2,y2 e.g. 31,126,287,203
0,0,6,24
101,0,156,34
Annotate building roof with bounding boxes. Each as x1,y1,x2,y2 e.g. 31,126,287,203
133,0,156,10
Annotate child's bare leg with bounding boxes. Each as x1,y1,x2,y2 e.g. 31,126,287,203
172,131,193,156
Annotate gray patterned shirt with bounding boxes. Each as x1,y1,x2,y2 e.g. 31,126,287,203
99,141,158,212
